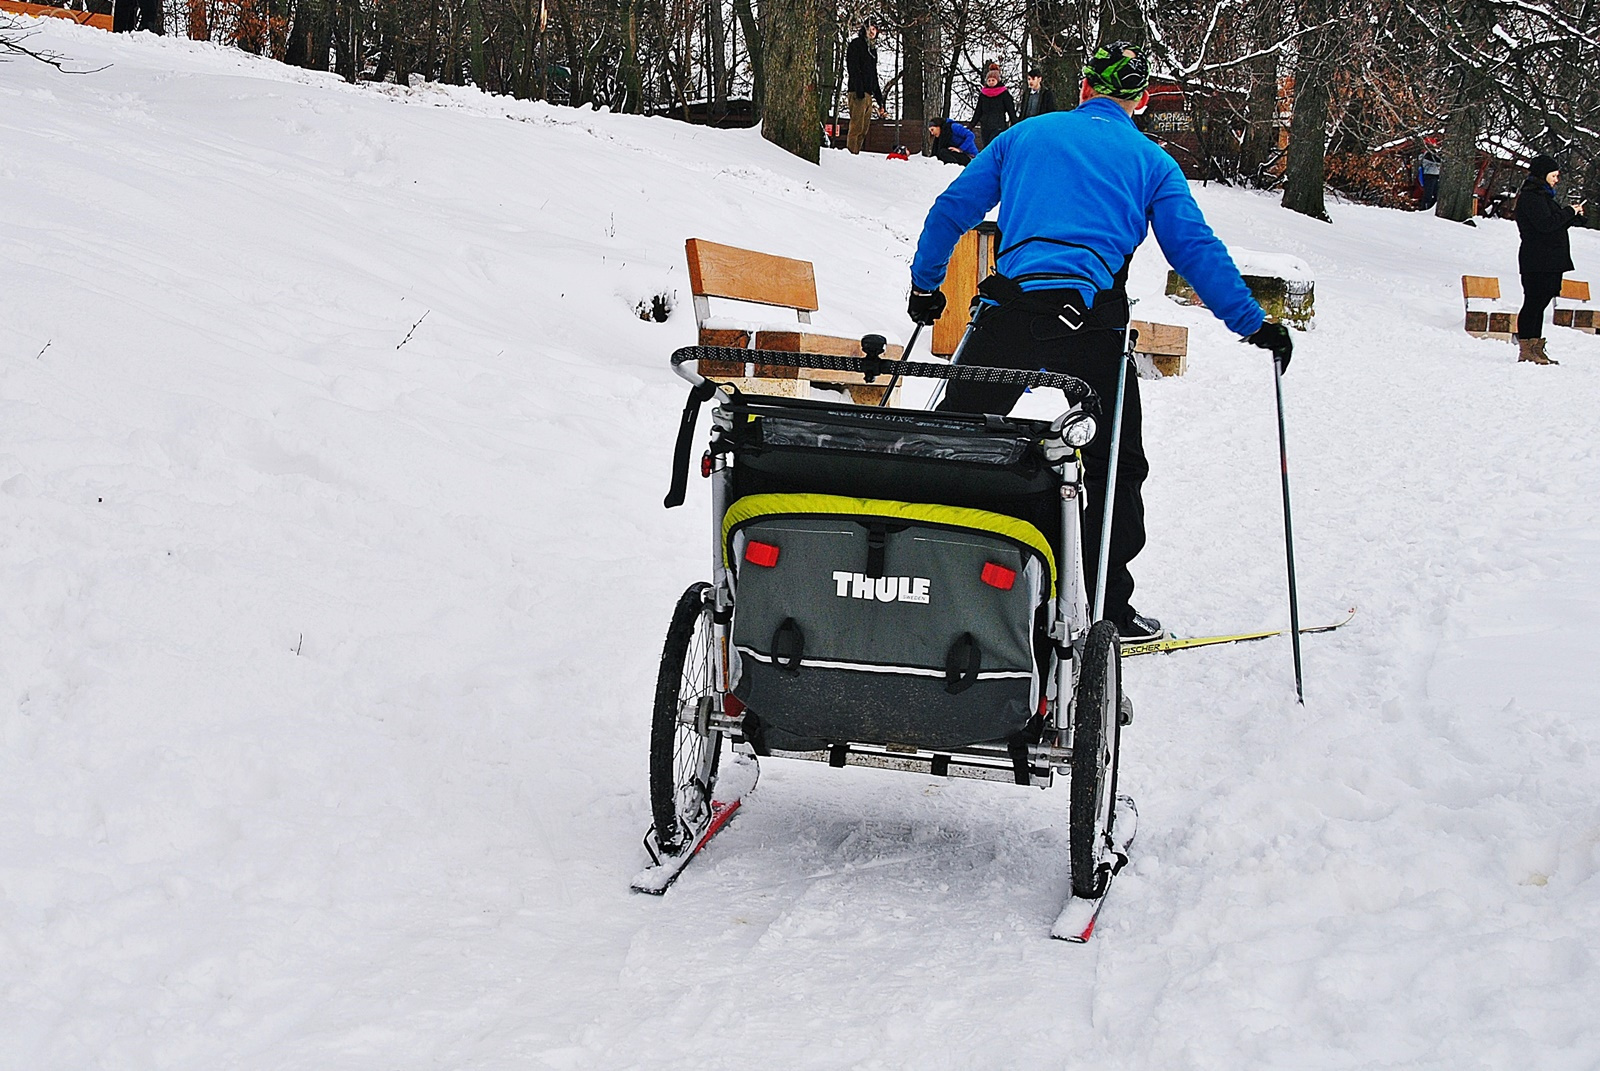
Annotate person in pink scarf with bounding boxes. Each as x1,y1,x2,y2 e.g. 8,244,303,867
969,67,1017,149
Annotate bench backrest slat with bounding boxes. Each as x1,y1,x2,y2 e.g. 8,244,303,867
1562,279,1591,301
686,238,820,312
1462,275,1500,300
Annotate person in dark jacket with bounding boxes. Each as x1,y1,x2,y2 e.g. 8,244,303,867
927,118,978,166
1021,69,1057,119
1514,153,1586,365
845,21,885,155
112,0,164,32
906,42,1293,641
969,69,1017,149
1418,139,1441,209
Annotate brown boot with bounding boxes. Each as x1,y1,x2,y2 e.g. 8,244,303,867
1519,338,1557,365
1534,338,1559,365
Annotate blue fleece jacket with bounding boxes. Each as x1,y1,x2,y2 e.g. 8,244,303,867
911,96,1265,337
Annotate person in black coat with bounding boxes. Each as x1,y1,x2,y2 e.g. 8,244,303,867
1021,69,1057,119
969,69,1017,149
1515,153,1586,364
112,0,164,32
845,22,884,155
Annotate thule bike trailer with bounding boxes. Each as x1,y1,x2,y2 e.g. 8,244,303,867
633,339,1137,941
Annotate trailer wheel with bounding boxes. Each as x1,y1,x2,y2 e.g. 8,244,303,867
648,582,723,855
1069,619,1123,899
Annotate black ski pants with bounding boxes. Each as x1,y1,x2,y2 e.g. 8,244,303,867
1518,271,1564,339
937,301,1147,625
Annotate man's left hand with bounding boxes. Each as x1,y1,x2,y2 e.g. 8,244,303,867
1246,321,1293,373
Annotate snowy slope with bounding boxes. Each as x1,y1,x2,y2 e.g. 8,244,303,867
4,20,1600,1070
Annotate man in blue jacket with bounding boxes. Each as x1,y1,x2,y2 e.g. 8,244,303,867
907,42,1293,640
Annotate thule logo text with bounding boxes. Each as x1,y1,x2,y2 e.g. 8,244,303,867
831,571,931,604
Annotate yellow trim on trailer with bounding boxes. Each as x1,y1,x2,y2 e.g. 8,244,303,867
722,492,1057,595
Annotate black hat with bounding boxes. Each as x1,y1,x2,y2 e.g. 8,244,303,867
1028,67,1043,77
1528,154,1561,177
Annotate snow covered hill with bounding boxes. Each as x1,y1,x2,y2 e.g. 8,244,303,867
4,21,1600,1069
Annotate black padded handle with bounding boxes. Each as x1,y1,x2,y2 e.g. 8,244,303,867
772,618,805,674
670,347,1095,407
944,633,982,695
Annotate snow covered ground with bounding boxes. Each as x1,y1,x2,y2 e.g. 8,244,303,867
4,20,1600,1069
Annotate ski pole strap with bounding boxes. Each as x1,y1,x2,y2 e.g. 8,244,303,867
664,377,718,509
669,347,1096,407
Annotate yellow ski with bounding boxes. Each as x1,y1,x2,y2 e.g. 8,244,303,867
1121,608,1357,658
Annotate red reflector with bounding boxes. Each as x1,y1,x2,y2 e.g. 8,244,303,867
980,562,1016,590
745,541,781,567
701,452,713,478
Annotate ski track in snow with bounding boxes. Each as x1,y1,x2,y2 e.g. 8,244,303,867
4,20,1600,1070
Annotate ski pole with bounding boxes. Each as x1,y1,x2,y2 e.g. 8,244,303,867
876,322,923,407
923,312,982,410
1272,353,1305,704
1092,327,1133,624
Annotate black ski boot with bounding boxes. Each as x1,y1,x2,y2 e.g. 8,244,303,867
1115,609,1166,642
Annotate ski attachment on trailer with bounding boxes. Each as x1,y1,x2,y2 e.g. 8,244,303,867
631,755,758,895
1120,608,1356,658
1052,795,1137,943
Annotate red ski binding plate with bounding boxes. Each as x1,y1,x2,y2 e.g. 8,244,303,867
631,755,758,895
1051,795,1137,942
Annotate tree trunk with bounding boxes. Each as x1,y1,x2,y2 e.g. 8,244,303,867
1435,96,1484,221
1433,0,1495,222
814,3,837,146
733,0,762,116
708,0,729,122
1280,7,1333,222
920,12,942,142
618,0,644,112
903,13,926,129
1029,0,1082,112
760,0,821,162
1096,0,1145,48
466,0,486,87
1238,48,1279,186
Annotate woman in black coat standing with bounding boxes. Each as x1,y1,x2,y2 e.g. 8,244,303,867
968,69,1018,149
1515,153,1586,365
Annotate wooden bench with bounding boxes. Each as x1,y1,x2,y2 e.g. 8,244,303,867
1131,320,1189,378
0,0,111,27
1462,276,1519,340
931,223,1001,356
1552,279,1593,332
685,238,901,404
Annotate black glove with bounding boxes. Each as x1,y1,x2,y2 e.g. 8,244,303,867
1246,321,1293,373
908,287,948,326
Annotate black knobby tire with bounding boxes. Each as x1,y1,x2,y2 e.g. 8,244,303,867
1069,619,1123,899
649,582,723,856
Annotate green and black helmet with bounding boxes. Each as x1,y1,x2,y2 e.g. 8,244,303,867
1082,41,1149,100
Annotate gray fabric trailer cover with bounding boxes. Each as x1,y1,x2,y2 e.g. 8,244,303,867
726,495,1053,751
